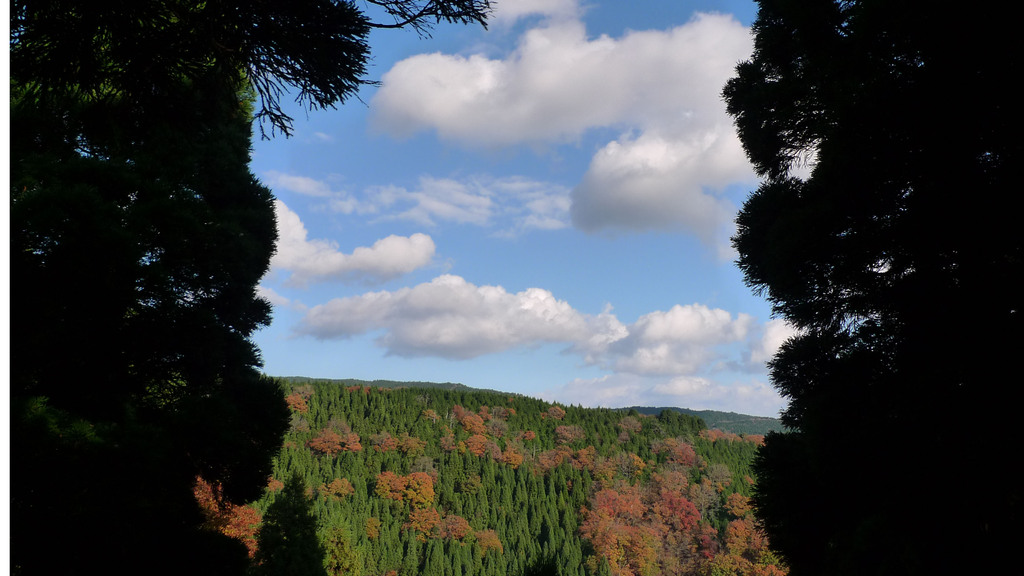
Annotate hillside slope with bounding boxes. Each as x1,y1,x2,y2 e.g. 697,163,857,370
197,378,787,576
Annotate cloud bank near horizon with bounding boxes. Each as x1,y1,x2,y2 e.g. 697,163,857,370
288,274,794,414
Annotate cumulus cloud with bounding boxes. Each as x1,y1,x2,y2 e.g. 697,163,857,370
570,128,750,242
370,11,756,241
591,304,754,376
296,274,606,358
270,200,435,286
371,14,752,145
298,277,772,380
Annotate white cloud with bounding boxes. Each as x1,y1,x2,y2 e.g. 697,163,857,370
298,277,774,381
489,0,580,26
270,200,435,286
366,177,495,226
569,128,750,242
547,375,652,408
370,12,756,241
297,274,607,358
368,175,572,233
264,170,336,198
371,13,751,146
631,304,753,344
652,376,713,397
547,373,784,416
748,318,800,365
261,170,571,234
595,304,755,377
256,284,292,307
263,170,372,216
489,176,572,234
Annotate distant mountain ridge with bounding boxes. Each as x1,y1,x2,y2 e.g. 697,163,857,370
274,376,784,436
623,406,785,436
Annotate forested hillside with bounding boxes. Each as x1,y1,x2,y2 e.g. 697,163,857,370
199,379,786,576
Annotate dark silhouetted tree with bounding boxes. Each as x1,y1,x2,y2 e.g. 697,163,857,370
10,1,491,574
723,1,1023,574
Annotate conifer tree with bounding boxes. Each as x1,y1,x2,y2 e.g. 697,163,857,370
11,2,492,574
723,1,1023,574
253,474,328,576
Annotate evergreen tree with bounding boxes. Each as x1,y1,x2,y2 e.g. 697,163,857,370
322,524,363,576
723,1,1023,574
11,2,491,574
253,474,328,576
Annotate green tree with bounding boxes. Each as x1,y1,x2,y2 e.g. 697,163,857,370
10,1,491,575
723,1,1022,575
253,474,328,576
322,524,363,576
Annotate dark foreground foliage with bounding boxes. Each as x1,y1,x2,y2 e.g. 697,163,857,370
724,1,1024,574
10,1,490,574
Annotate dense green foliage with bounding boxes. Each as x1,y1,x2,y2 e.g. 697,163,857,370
10,1,490,574
244,379,785,576
723,1,1023,575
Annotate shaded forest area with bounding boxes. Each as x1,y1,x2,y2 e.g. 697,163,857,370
198,379,785,576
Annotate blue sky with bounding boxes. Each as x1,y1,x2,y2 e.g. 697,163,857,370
250,0,798,417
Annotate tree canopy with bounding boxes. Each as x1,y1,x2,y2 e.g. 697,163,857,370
723,1,1023,575
10,1,490,574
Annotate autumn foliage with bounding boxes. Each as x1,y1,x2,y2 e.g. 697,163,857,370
285,392,309,413
308,428,362,455
476,529,504,556
438,514,473,540
555,424,586,445
460,412,488,436
319,478,355,500
374,471,435,508
404,507,441,541
546,405,566,420
193,476,262,558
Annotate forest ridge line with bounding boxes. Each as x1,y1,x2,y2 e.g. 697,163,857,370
273,376,786,437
